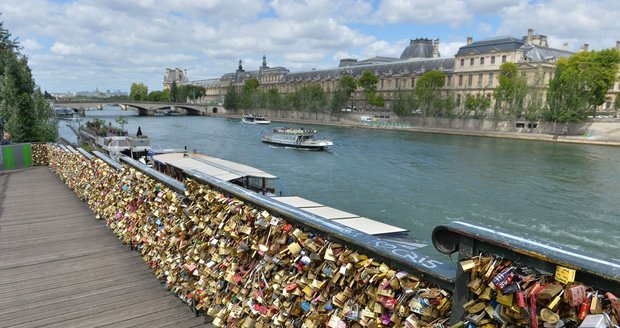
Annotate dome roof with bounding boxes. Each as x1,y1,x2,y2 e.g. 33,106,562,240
400,38,434,59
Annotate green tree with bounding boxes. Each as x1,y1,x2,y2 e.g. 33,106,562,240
493,63,528,118
567,49,620,117
464,95,491,119
129,82,148,101
358,70,378,104
223,84,239,112
146,90,170,102
392,89,416,118
170,81,178,102
545,58,590,124
239,77,259,111
0,25,57,143
414,70,446,116
177,84,206,102
243,77,259,91
265,88,283,112
368,93,385,107
329,88,349,117
339,75,357,107
615,95,620,111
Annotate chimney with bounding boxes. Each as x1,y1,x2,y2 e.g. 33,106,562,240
527,28,533,44
467,37,472,45
583,43,589,52
433,38,440,57
562,42,568,51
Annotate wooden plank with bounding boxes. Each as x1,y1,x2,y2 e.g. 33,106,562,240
0,167,207,326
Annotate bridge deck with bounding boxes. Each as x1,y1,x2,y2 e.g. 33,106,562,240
0,167,206,327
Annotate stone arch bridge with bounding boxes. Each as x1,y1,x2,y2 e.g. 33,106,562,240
54,100,224,116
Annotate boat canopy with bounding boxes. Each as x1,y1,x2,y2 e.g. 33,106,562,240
272,196,407,236
152,152,277,182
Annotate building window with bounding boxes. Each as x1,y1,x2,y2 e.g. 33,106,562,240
502,55,507,63
458,75,463,87
456,94,462,107
488,73,493,87
470,58,475,66
380,79,384,89
491,56,495,64
467,74,472,87
395,78,399,89
460,59,465,67
480,57,485,65
447,75,452,87
478,73,483,87
411,77,416,88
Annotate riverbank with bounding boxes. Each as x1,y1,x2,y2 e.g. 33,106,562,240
216,113,620,147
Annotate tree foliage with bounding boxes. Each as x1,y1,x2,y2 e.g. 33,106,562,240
129,82,148,101
339,75,357,106
223,84,239,112
493,62,528,118
146,89,170,101
414,70,446,116
0,19,57,142
358,70,378,100
545,49,620,123
177,84,205,102
464,95,491,119
392,89,416,118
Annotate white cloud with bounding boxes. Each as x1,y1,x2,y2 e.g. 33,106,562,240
374,0,473,27
2,0,619,93
466,0,521,14
495,0,620,51
362,40,405,59
21,39,44,51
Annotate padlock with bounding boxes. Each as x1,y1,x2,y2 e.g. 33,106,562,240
345,303,359,321
327,310,342,328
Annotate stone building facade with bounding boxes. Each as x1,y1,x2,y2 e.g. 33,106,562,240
163,68,189,90
179,30,620,112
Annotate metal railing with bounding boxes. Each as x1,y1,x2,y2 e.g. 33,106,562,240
64,147,620,323
432,221,620,321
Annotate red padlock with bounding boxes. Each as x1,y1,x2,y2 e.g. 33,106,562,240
516,285,525,308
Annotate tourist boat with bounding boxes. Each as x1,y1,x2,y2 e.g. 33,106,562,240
241,114,270,124
78,124,151,161
164,109,181,116
261,127,333,150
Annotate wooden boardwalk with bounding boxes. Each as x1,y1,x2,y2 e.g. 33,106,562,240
0,167,206,327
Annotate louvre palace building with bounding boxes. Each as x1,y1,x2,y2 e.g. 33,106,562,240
168,29,620,113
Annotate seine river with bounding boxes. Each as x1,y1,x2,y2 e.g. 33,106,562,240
59,108,620,259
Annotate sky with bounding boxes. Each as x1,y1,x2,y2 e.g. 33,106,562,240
1,0,619,93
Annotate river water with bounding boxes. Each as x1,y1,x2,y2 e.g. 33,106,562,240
59,108,620,259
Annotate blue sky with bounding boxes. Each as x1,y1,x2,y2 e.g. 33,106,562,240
1,0,618,93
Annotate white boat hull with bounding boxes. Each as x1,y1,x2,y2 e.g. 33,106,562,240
261,136,332,150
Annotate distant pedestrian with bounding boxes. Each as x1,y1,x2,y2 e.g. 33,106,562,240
137,126,143,137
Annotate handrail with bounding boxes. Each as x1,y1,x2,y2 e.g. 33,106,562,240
76,148,94,160
432,220,620,294
185,168,456,290
119,156,185,194
92,151,122,171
